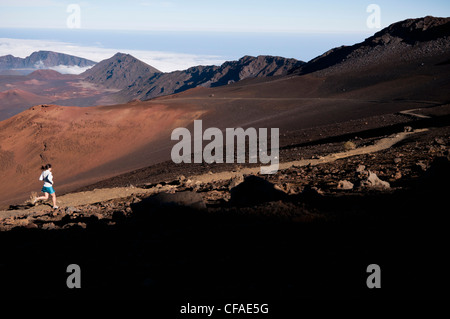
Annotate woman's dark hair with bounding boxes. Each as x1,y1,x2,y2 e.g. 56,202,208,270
41,163,52,170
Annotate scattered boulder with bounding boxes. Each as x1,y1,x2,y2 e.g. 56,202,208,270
93,212,104,220
343,141,356,151
65,206,79,214
434,137,445,145
134,191,207,211
282,182,297,195
355,165,370,180
404,126,413,132
358,171,390,190
416,161,428,171
356,165,366,173
230,175,288,206
302,186,324,198
337,180,354,190
228,174,244,190
62,222,87,229
394,171,402,180
41,222,58,230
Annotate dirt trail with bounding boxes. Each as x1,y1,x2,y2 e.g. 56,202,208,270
0,185,176,220
399,109,432,119
0,128,427,219
192,128,428,183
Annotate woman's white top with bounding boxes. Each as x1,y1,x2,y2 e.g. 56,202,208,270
39,169,53,187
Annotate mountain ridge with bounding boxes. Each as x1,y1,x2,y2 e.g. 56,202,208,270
111,54,305,102
81,52,161,89
297,16,450,75
0,50,97,71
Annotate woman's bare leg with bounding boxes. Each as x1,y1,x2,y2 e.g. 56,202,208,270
35,193,49,202
51,193,57,208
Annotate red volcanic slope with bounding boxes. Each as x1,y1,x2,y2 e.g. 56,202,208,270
0,55,448,209
0,89,53,118
0,102,205,207
0,16,449,208
0,89,52,104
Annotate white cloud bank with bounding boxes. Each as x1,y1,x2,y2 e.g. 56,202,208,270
31,59,92,74
0,38,226,73
50,64,94,74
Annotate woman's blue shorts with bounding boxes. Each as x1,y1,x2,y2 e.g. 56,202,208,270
41,186,55,194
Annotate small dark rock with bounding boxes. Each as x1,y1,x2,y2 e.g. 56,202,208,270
416,161,428,171
356,165,366,173
41,222,57,230
302,186,323,198
337,180,354,190
134,191,207,211
404,126,413,132
65,206,79,214
230,176,288,206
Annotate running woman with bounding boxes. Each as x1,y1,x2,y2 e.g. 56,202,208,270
34,163,59,209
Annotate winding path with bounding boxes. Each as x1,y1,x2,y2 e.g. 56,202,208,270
0,128,428,220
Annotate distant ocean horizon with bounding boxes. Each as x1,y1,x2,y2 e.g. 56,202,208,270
0,28,372,72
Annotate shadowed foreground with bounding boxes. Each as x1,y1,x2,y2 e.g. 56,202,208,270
1,153,449,301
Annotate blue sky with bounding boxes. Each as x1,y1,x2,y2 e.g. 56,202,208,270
0,0,449,72
1,0,449,32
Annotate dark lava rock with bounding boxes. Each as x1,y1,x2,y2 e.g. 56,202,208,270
230,176,288,207
133,191,207,212
65,206,79,214
421,156,450,191
358,171,390,190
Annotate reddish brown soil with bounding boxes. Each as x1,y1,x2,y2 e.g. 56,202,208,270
1,58,448,209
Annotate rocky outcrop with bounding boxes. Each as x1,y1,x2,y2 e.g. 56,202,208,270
295,16,450,75
114,55,304,101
